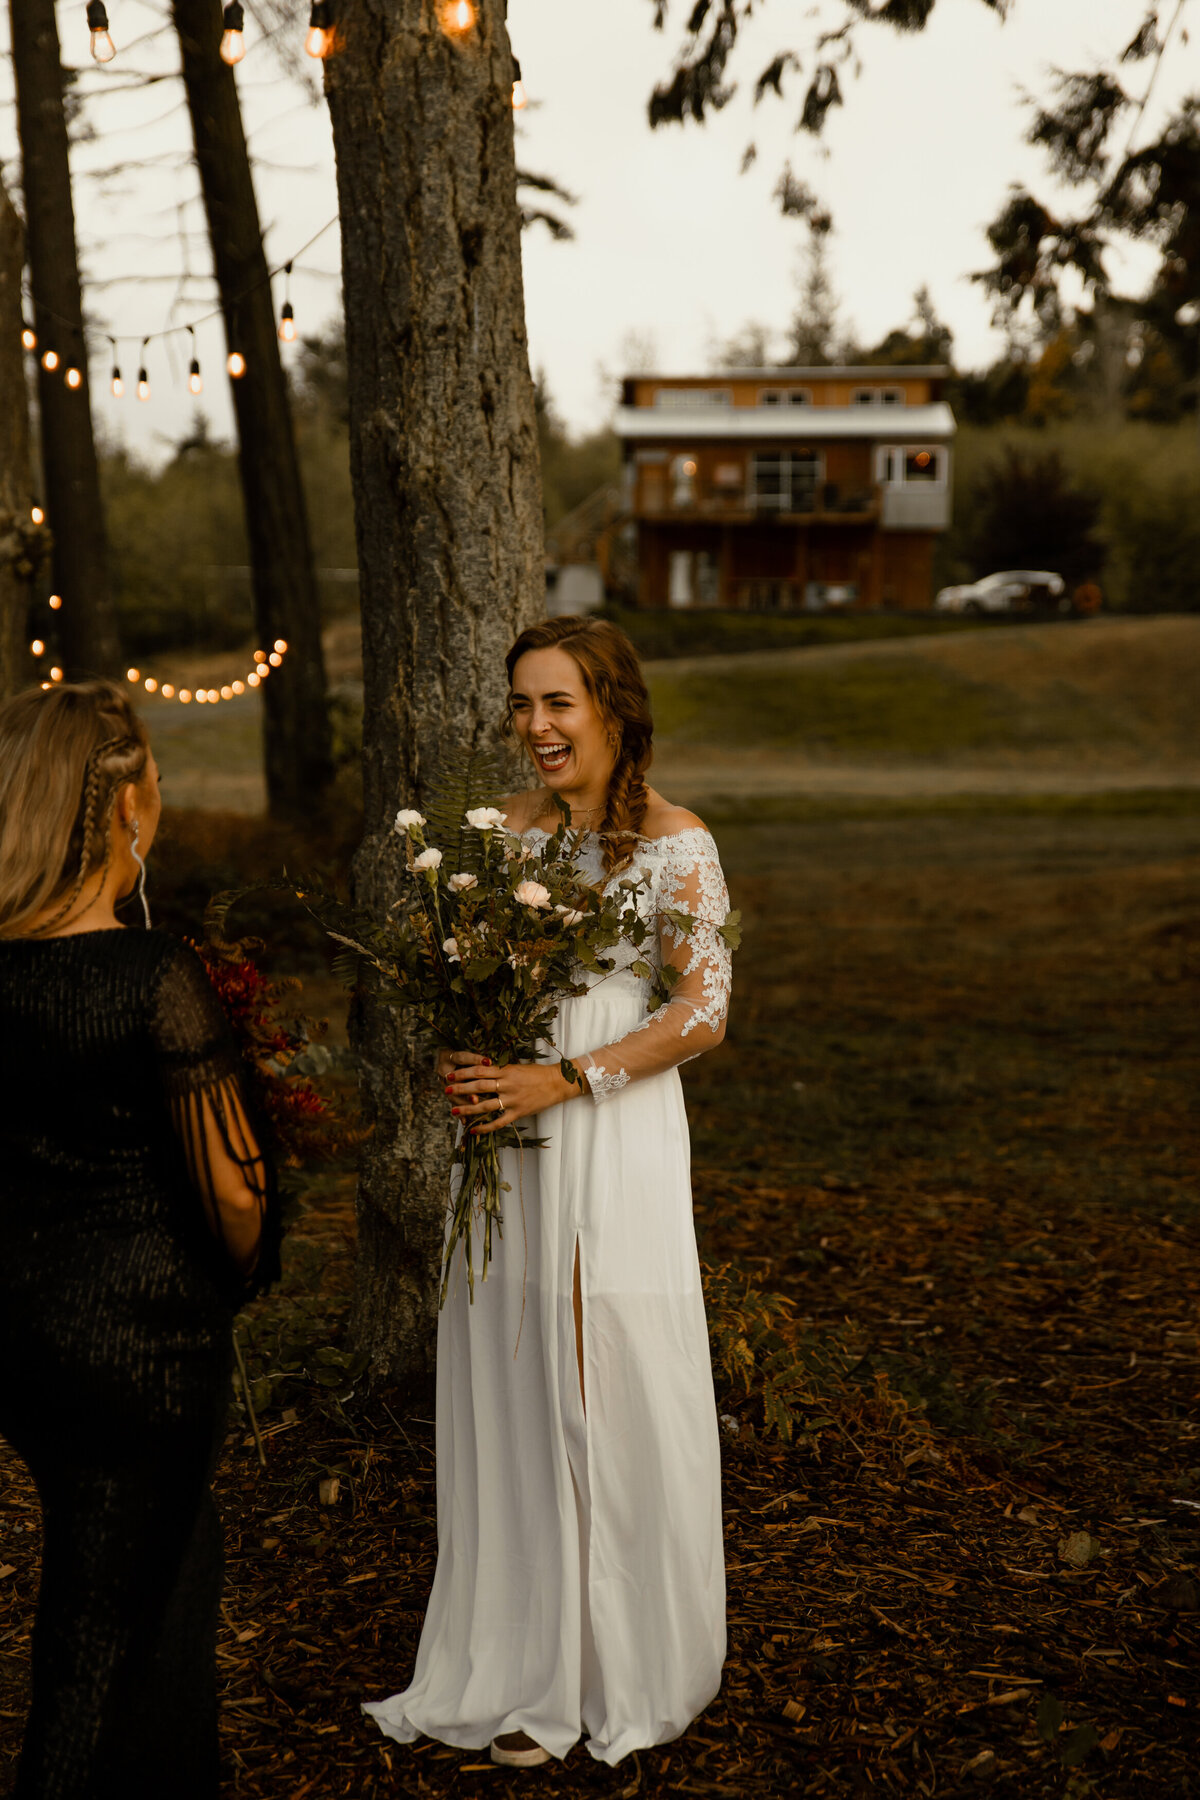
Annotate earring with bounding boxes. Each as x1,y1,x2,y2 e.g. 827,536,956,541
129,818,152,930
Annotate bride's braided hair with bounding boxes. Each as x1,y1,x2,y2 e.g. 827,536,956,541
0,681,149,938
503,617,653,874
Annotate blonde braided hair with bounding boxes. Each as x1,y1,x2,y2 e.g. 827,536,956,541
0,683,149,938
503,617,653,875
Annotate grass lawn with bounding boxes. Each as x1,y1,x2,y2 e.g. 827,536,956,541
4,798,1197,1797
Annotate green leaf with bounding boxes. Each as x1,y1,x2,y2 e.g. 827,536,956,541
1037,1693,1065,1745
1060,1723,1100,1769
423,747,516,876
464,957,503,980
629,959,653,979
719,908,743,950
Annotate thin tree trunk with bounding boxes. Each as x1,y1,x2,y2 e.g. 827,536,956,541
9,0,120,678
0,176,41,702
325,0,543,1388
172,0,333,819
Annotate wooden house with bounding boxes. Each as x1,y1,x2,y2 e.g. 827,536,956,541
615,367,955,611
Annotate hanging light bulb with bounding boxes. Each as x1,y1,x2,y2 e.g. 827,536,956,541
273,638,288,653
278,301,296,343
188,358,203,394
220,1,246,64
161,683,175,699
144,677,158,693
440,0,475,36
305,0,333,58
65,366,82,390
227,350,246,378
137,366,150,401
21,323,37,352
30,639,45,657
30,505,45,525
42,348,59,372
111,365,124,398
126,668,141,683
48,594,63,611
511,57,527,110
50,667,63,682
86,0,116,63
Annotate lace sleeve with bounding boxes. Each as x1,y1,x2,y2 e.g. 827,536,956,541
577,828,733,1105
149,942,281,1301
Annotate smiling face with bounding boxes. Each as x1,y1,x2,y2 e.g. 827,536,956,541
508,647,618,799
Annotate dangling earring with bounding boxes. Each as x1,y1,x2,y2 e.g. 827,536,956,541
129,819,151,930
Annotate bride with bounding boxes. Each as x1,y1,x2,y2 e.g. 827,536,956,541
364,615,732,1768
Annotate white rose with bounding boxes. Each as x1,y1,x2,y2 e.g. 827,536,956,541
442,936,461,962
555,906,585,927
448,872,478,893
394,808,426,831
514,880,551,909
465,807,507,831
413,847,443,871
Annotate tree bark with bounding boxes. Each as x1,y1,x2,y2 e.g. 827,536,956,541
325,0,543,1387
0,176,41,702
172,0,334,818
9,0,120,678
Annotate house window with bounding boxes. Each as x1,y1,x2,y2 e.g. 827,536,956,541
671,454,698,507
876,446,945,485
788,390,812,406
904,447,942,483
881,388,905,406
852,388,877,405
654,387,732,408
750,452,821,511
760,388,812,407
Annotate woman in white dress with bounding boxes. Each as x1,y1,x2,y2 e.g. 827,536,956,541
363,616,732,1769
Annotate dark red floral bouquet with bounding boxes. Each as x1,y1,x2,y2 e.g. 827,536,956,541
191,933,364,1169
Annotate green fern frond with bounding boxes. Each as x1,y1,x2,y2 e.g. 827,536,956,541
423,746,514,874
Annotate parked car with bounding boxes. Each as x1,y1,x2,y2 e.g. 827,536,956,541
935,570,1066,614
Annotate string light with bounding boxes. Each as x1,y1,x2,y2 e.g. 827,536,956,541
144,678,158,693
305,1,333,58
30,639,44,657
512,57,527,110
188,327,203,394
65,365,82,389
220,1,246,65
127,668,140,683
86,0,116,63
21,324,37,352
137,340,150,401
48,595,62,611
31,505,44,525
274,638,287,652
41,348,59,372
50,667,63,682
440,0,475,36
108,337,123,397
278,262,296,341
227,350,246,378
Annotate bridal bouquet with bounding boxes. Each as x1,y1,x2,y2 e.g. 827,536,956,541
310,794,676,1304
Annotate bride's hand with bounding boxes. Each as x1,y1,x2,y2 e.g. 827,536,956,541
444,1056,583,1134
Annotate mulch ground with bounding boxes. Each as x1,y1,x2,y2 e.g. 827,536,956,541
3,808,1199,1797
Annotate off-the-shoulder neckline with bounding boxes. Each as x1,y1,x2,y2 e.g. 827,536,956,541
518,823,714,847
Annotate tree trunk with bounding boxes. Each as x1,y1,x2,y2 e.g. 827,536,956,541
9,0,121,678
325,0,544,1388
172,0,334,819
0,176,41,702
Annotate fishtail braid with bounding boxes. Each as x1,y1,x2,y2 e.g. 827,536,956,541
28,734,142,936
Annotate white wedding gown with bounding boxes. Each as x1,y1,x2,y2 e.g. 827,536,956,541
364,825,731,1765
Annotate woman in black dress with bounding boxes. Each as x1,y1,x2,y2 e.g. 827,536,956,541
0,679,280,1798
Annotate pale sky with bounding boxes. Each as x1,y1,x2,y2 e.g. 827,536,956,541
0,0,1188,463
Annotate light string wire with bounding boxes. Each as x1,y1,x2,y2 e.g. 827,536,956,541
21,215,340,372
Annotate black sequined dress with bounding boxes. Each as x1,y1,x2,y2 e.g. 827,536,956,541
0,928,280,1800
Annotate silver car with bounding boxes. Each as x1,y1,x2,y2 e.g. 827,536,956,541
935,570,1066,614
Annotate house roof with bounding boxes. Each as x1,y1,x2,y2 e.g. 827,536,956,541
614,402,957,442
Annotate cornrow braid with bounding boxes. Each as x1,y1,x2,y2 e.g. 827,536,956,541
26,735,139,936
503,616,654,876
